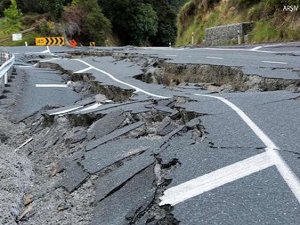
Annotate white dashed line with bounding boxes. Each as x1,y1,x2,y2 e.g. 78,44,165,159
262,61,288,65
165,55,177,57
72,59,169,99
159,94,300,206
35,84,68,88
205,56,223,59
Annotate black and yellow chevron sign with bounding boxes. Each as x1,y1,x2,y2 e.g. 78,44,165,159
35,37,65,46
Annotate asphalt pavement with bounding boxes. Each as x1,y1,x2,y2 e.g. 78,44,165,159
1,43,300,224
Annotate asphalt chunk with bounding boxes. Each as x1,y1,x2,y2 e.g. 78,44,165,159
87,109,125,140
95,101,151,115
154,105,176,114
90,165,156,225
82,138,153,174
157,117,179,136
59,161,89,193
94,153,154,202
86,121,145,151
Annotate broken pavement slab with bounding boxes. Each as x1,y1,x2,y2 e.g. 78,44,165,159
87,109,125,140
157,117,179,136
59,161,89,193
90,165,156,225
86,121,145,151
82,138,154,174
94,153,154,202
65,128,87,144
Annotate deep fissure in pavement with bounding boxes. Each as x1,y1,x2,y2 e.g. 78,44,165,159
69,49,300,92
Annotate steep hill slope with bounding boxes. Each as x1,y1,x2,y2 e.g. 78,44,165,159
176,0,300,46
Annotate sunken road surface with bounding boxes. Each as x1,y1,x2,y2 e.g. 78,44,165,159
0,44,299,225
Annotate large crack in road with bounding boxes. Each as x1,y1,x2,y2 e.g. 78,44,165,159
1,48,300,225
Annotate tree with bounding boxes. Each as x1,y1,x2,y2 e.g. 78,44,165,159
129,3,158,45
63,0,111,45
145,0,177,46
15,0,70,18
98,0,178,46
3,0,22,32
0,0,11,16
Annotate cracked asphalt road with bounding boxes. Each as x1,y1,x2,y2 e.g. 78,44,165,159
0,43,299,225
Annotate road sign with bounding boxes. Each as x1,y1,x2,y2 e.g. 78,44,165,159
69,39,77,48
12,33,22,41
90,42,96,47
35,37,65,46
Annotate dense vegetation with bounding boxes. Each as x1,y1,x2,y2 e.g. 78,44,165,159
0,0,186,46
177,0,300,45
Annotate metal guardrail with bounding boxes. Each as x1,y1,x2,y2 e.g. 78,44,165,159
0,51,15,85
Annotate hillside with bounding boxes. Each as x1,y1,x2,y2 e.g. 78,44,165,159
176,0,300,46
0,0,187,46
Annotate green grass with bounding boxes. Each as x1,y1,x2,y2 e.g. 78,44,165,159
176,0,300,46
1,32,40,46
249,21,280,43
0,16,41,46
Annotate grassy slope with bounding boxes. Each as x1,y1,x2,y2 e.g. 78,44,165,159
0,16,41,46
176,0,300,46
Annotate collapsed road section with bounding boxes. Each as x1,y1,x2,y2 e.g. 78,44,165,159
0,47,300,225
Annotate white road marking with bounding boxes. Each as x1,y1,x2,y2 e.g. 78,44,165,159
165,55,177,57
262,61,288,65
18,65,33,68
72,59,169,99
159,152,273,206
15,137,33,152
40,58,58,63
250,46,262,51
205,56,223,59
74,67,93,73
49,106,84,116
203,47,276,53
140,47,184,51
77,103,102,112
159,94,300,206
35,84,68,88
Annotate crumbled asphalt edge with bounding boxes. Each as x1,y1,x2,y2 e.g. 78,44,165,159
0,55,205,224
14,98,204,224
0,67,34,225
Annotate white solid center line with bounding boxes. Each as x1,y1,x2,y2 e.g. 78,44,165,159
159,152,273,206
262,61,287,65
159,94,300,206
72,59,169,99
205,56,223,59
74,67,93,73
196,94,300,202
35,84,68,88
